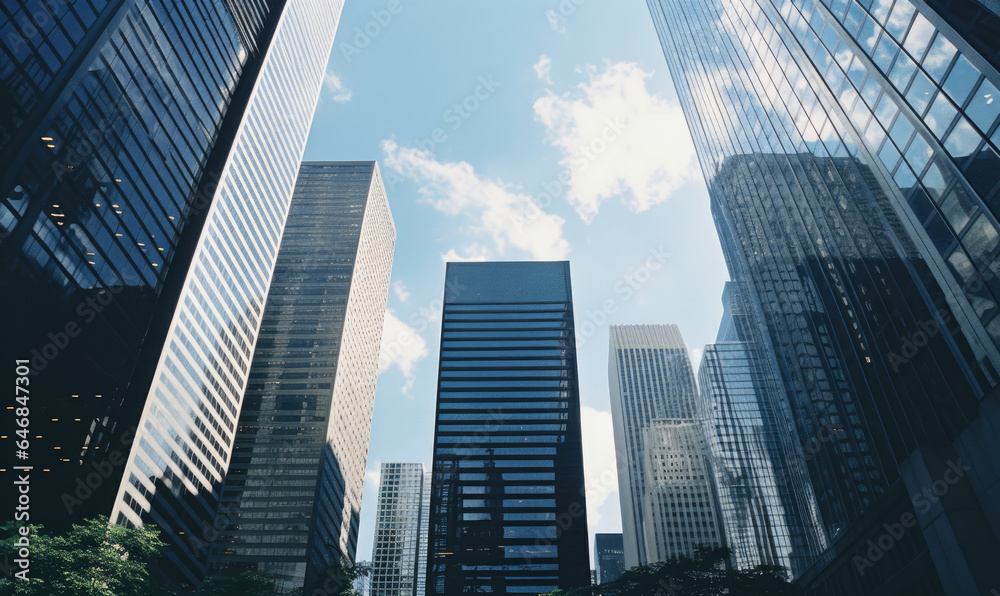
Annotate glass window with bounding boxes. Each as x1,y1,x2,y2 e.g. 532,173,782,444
966,79,1000,133
940,186,978,235
890,113,915,146
906,70,935,114
879,140,902,170
902,14,934,61
908,187,936,222
889,52,917,89
945,118,981,158
966,146,1000,200
922,158,954,202
904,133,933,174
873,33,898,72
885,0,916,41
964,213,1000,267
925,92,958,139
922,34,957,81
943,55,980,106
925,213,956,254
946,247,976,284
894,163,917,189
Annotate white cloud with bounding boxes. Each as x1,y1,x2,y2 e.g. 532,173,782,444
440,243,491,263
533,60,698,223
393,280,409,302
534,54,553,85
324,72,353,103
545,9,567,33
381,139,570,260
581,406,619,526
378,307,429,395
690,348,703,376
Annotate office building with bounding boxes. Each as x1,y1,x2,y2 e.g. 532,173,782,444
209,162,395,591
355,565,372,596
371,463,428,596
426,261,590,594
594,533,626,585
607,324,701,567
649,0,1000,592
0,0,344,583
699,283,824,578
417,470,431,596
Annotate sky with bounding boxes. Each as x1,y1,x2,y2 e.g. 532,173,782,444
300,1,730,568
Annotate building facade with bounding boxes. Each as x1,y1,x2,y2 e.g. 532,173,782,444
426,261,590,594
699,284,825,578
594,533,626,585
0,0,343,585
649,0,1000,593
607,324,702,567
209,162,395,592
371,463,428,596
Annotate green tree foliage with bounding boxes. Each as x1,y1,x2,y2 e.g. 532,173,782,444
193,570,276,596
547,547,802,596
0,517,166,596
298,559,371,596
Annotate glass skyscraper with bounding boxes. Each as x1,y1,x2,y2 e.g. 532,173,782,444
427,261,590,595
649,0,1000,592
607,324,702,567
0,0,344,585
593,533,625,585
371,463,428,596
699,282,825,578
209,162,395,592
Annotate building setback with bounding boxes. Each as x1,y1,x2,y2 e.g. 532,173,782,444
0,0,343,585
371,463,428,596
607,324,702,567
427,261,590,594
649,0,1000,592
209,162,394,592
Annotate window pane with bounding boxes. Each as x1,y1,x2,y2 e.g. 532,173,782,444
966,79,1000,133
942,55,980,106
922,34,957,81
902,14,934,61
945,118,981,158
925,92,958,139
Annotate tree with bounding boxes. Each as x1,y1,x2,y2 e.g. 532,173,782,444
298,559,371,596
546,547,802,596
193,570,276,596
0,517,167,596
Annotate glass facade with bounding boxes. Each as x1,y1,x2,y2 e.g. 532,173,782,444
699,284,825,578
209,162,395,592
371,463,428,596
427,261,590,595
607,324,701,567
649,0,1000,593
593,533,625,585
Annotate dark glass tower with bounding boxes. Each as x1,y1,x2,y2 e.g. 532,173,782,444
698,282,825,578
426,261,590,595
209,162,395,592
1,0,343,585
593,533,625,585
649,0,1000,593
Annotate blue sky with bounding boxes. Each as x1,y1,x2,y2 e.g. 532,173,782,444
300,0,730,567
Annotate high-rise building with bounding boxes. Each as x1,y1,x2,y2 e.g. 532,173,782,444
607,324,701,567
427,261,590,594
370,463,428,596
416,470,431,596
698,283,825,578
0,0,344,584
209,162,395,592
594,533,626,585
355,564,372,596
649,0,1000,592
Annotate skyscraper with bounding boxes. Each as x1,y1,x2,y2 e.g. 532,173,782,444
416,470,431,596
698,283,824,578
210,162,395,592
0,0,344,584
649,0,1000,592
593,533,626,585
607,324,701,567
427,261,590,594
371,463,428,596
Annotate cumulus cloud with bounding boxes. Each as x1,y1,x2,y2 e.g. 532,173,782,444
378,307,429,395
393,280,409,302
534,54,553,85
545,9,567,33
381,139,570,260
533,60,698,223
324,72,353,103
581,406,620,526
440,243,491,263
